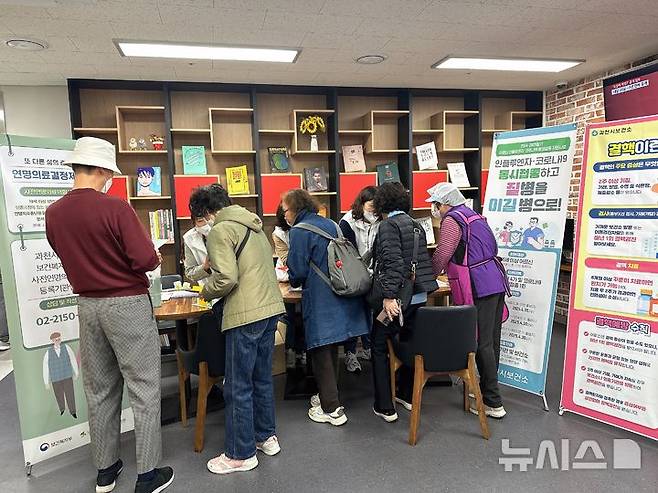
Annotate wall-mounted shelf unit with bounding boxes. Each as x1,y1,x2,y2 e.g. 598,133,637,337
69,80,542,277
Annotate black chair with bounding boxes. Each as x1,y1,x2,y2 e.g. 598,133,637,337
388,305,490,445
161,274,182,290
176,312,226,452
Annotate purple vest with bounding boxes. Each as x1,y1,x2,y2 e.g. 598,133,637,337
445,205,508,299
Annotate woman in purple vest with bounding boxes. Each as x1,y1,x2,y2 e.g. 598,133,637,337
428,182,509,419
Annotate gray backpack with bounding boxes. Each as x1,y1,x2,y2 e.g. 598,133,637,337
293,221,372,297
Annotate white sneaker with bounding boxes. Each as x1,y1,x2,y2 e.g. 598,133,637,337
356,348,371,360
207,454,258,475
345,351,361,373
394,397,412,411
308,406,348,426
310,393,321,409
0,341,10,351
470,404,507,419
373,407,398,423
256,435,281,456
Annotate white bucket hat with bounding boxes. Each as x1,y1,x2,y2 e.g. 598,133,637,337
63,137,122,174
426,182,466,206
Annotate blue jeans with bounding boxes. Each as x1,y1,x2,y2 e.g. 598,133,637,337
224,316,278,460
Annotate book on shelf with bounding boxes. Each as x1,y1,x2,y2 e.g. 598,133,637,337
447,162,471,188
303,167,328,192
318,203,328,218
341,144,366,172
137,166,162,196
415,141,438,170
226,165,250,195
416,216,436,245
182,145,207,175
268,146,290,172
149,209,174,242
376,162,400,185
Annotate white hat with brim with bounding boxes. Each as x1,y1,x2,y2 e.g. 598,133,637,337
425,181,467,206
63,136,122,174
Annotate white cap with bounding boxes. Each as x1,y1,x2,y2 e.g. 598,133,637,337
63,137,121,174
426,182,466,206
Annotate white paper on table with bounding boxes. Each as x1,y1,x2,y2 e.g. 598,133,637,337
437,279,450,289
447,162,471,187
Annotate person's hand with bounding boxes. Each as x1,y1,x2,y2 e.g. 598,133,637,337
203,257,211,271
156,251,163,264
383,298,400,320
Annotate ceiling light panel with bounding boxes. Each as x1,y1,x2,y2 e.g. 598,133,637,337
116,41,300,63
433,56,583,72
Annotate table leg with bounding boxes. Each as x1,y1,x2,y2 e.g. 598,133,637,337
175,319,192,414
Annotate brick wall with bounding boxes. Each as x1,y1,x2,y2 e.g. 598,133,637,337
545,54,658,322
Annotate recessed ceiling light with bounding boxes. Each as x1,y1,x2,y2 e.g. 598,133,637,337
432,56,583,72
355,54,387,65
5,38,48,51
115,40,300,63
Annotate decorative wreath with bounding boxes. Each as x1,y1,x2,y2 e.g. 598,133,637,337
299,115,326,135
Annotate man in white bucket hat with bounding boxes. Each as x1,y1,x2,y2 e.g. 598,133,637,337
45,137,174,493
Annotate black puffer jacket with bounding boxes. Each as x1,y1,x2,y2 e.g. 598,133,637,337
371,212,437,299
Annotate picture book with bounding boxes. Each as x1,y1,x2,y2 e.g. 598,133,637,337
447,162,471,188
303,167,328,192
226,165,250,195
416,216,436,245
182,146,207,175
136,166,162,196
268,146,290,172
342,144,366,172
376,162,400,185
415,141,438,170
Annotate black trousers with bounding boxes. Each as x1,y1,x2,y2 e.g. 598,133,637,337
52,378,76,414
475,292,505,408
310,344,340,411
371,304,422,412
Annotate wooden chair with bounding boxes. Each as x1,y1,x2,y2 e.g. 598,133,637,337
177,312,225,452
387,305,490,445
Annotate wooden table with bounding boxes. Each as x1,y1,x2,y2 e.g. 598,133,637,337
279,282,302,304
154,296,211,321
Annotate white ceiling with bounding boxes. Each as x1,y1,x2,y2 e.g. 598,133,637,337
0,0,657,90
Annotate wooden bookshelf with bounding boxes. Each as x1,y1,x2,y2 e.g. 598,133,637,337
70,80,542,276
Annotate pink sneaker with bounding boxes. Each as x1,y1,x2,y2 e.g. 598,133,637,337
207,453,258,475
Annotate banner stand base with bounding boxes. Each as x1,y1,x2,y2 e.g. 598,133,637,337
542,393,549,412
25,462,32,477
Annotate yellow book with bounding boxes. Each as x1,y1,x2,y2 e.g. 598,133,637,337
226,165,250,195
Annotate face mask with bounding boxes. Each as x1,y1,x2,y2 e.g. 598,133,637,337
364,211,377,223
101,177,113,194
206,215,215,227
431,203,442,219
196,224,212,237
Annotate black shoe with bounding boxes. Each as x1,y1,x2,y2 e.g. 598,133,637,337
96,459,123,493
373,407,398,423
135,467,174,493
71,412,77,419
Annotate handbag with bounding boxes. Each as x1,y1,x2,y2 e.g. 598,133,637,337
367,224,420,310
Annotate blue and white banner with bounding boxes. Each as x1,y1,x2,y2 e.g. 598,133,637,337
483,124,576,397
